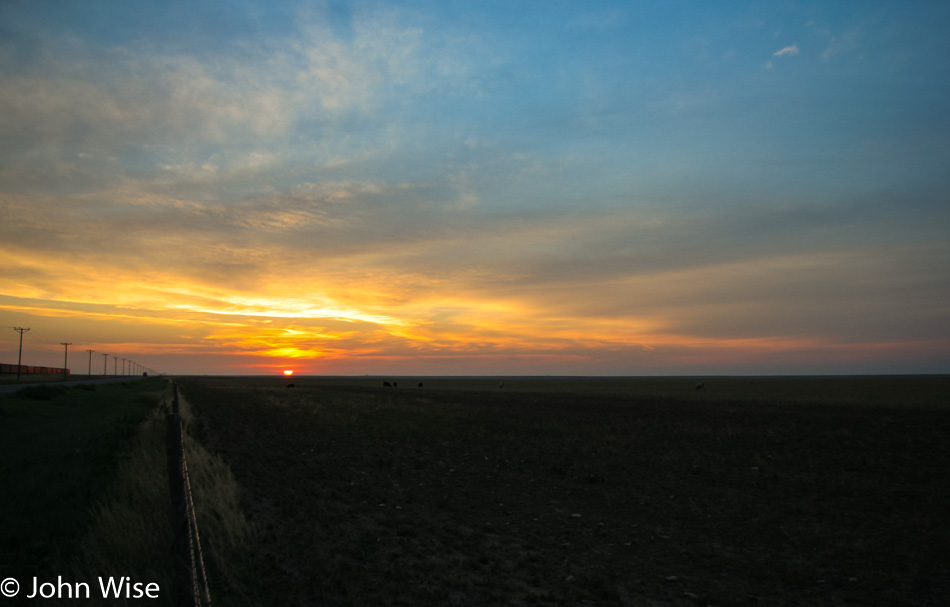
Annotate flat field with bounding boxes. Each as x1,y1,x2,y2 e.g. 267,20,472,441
178,375,950,606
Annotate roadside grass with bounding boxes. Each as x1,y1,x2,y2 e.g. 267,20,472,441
52,384,253,606
176,391,255,606
58,383,177,606
180,375,950,606
1,377,251,606
0,379,164,581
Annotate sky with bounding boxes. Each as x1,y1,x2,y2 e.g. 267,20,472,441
1,0,949,376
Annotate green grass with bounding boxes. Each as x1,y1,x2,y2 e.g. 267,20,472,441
52,383,253,606
0,378,165,580
1,377,252,606
63,386,177,607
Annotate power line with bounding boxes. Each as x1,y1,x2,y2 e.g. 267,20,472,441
5,325,158,378
22,328,61,346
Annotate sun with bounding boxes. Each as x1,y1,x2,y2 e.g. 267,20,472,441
283,369,294,376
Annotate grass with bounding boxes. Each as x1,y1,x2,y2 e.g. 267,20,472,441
60,383,177,606
0,378,164,581
176,390,254,606
179,375,950,606
62,383,253,606
0,377,251,607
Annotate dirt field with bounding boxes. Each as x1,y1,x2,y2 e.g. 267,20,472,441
178,376,950,606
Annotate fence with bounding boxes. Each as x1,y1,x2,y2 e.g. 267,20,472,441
165,381,212,607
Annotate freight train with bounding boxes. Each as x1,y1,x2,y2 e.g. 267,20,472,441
0,364,69,375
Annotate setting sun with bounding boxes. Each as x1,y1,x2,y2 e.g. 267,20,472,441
283,370,294,376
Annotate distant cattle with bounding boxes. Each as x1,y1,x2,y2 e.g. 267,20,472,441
418,382,424,388
499,383,505,389
383,381,392,387
695,382,705,391
287,383,295,388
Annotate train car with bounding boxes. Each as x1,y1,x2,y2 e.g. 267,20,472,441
0,363,69,375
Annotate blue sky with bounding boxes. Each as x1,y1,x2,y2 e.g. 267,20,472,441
1,1,948,375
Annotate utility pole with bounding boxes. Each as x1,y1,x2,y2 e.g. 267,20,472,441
86,349,95,376
121,358,127,376
61,343,72,376
102,353,109,374
113,356,118,376
13,327,30,382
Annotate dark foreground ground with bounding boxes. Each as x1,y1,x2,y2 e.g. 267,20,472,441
179,376,950,606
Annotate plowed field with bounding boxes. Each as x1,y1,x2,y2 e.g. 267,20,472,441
178,376,950,606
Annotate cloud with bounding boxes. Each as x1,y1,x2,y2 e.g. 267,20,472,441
3,2,949,375
772,44,800,57
0,8,457,169
820,31,859,61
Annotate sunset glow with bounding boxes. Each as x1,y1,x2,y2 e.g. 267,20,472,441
1,1,948,376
